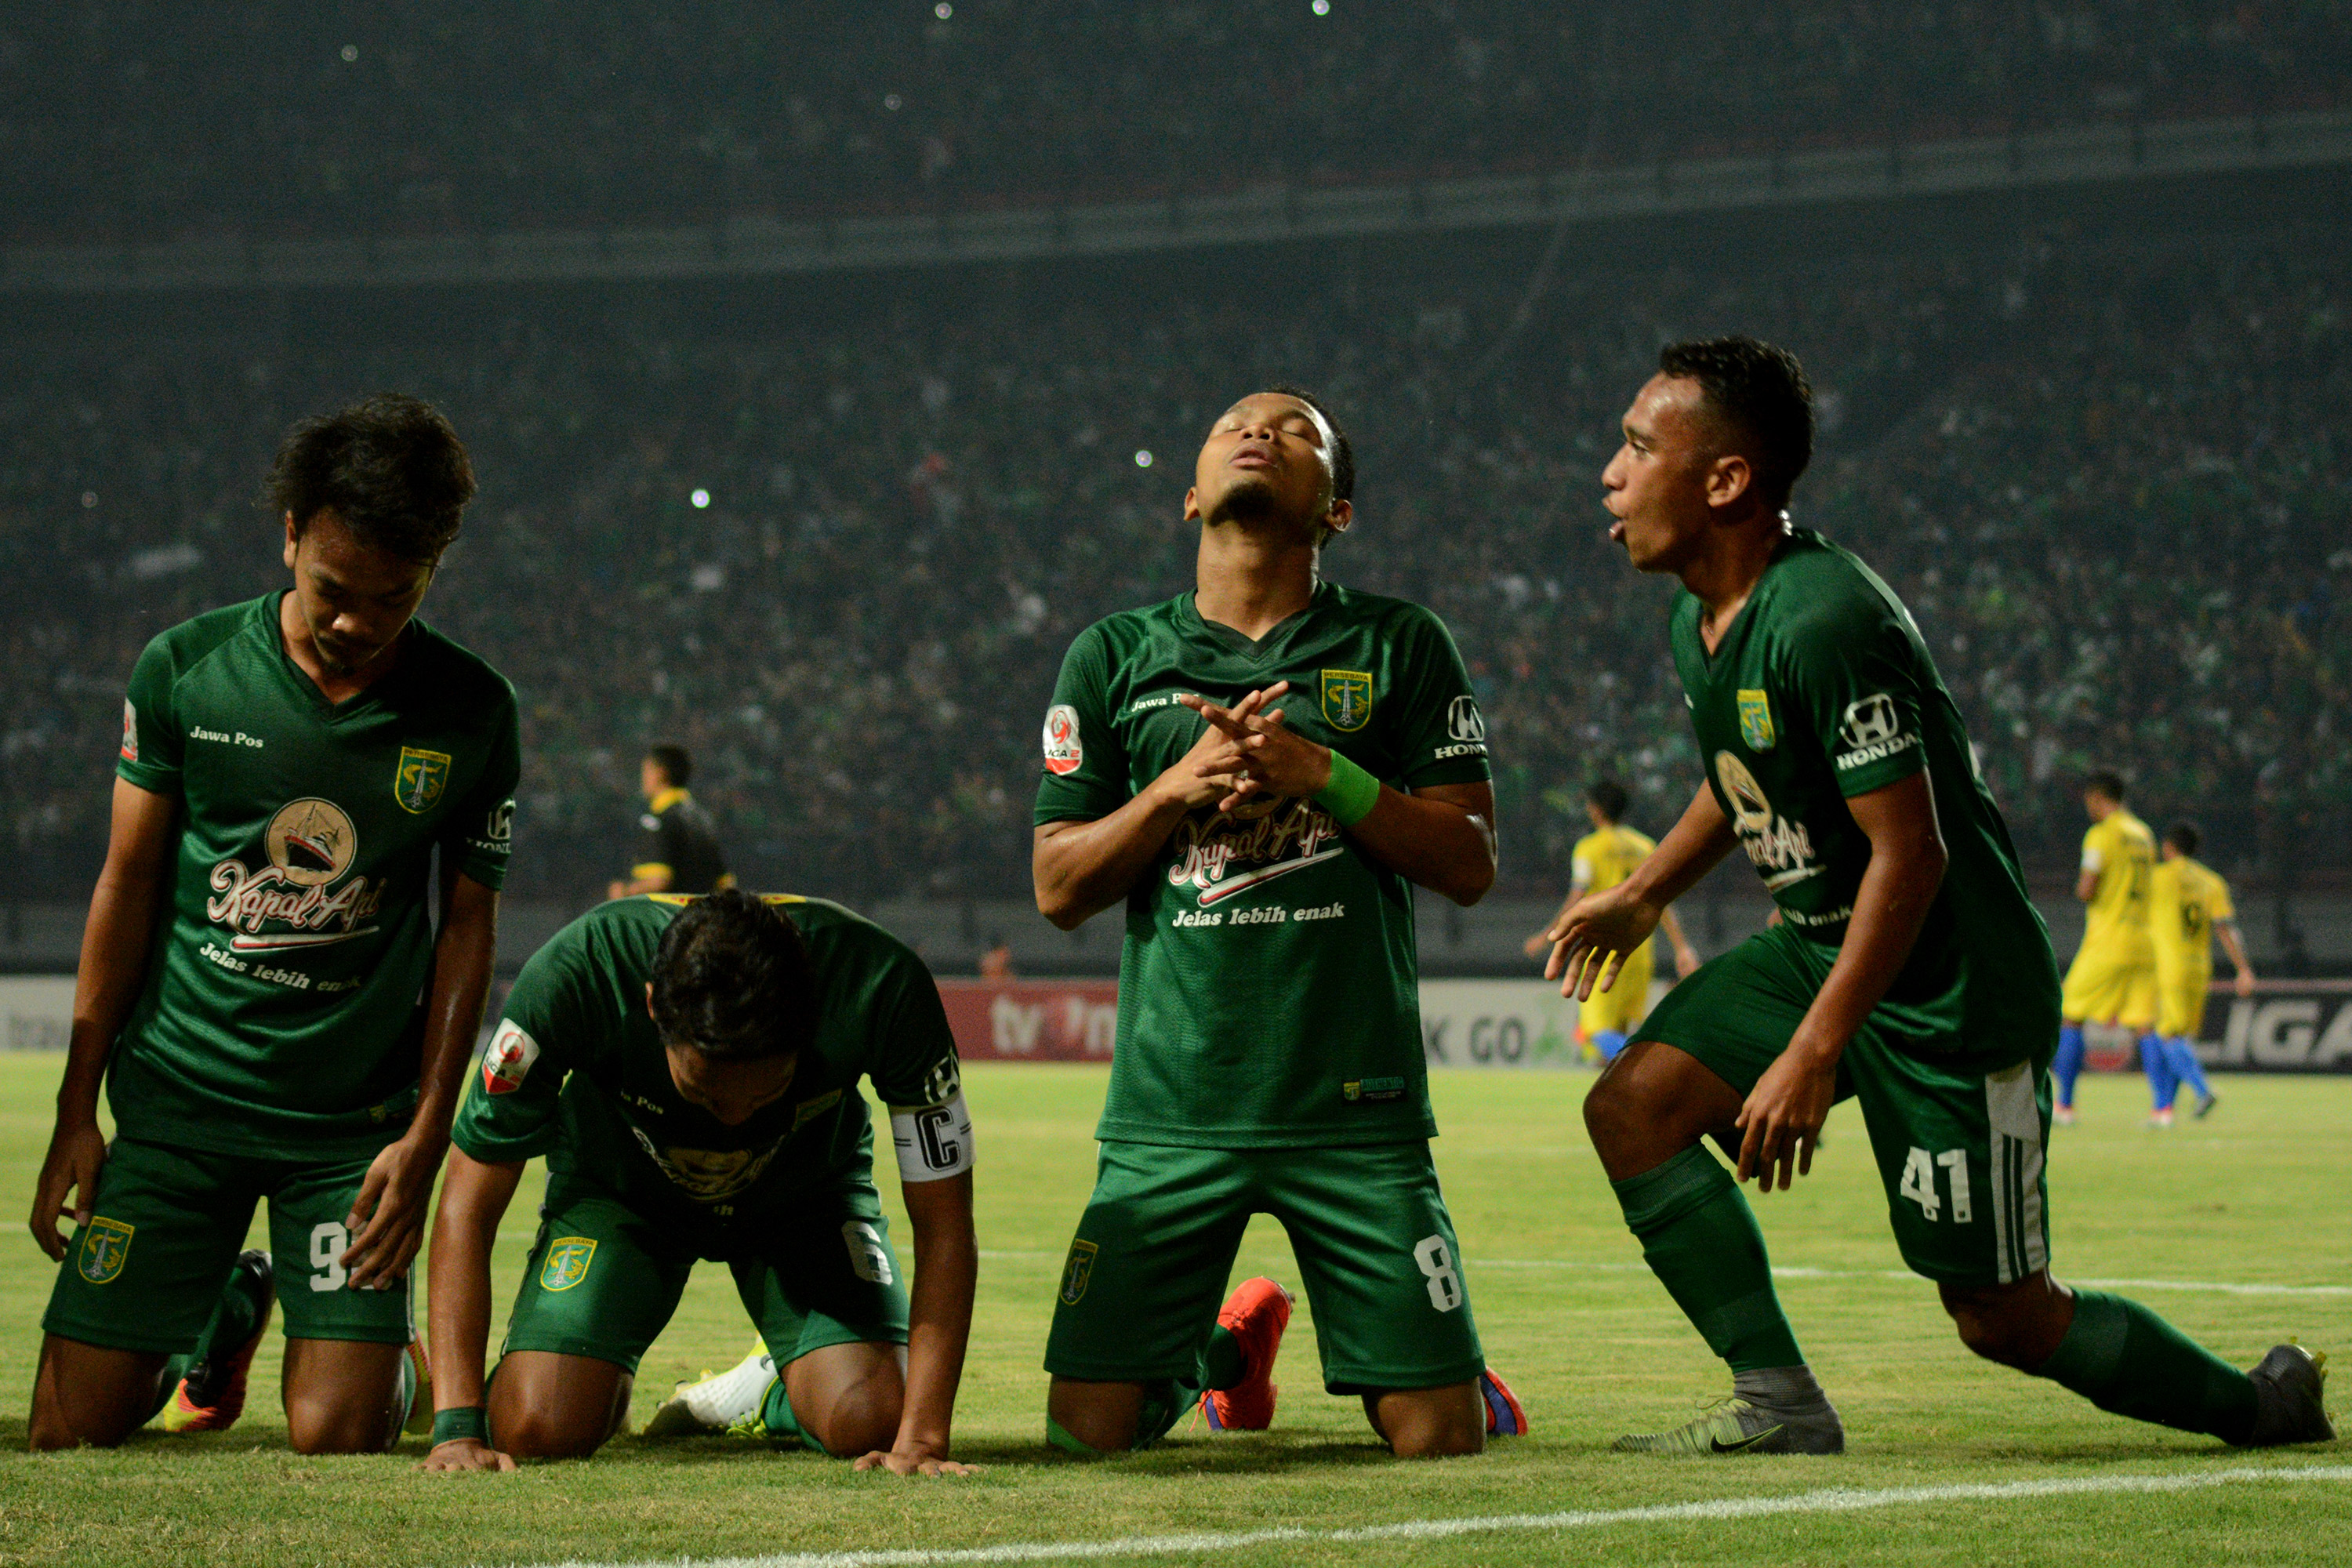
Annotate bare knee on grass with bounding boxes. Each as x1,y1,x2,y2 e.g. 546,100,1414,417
27,1337,168,1450
282,1338,408,1454
1046,1377,1145,1454
486,1350,631,1459
1363,1382,1484,1458
1940,1272,2075,1371
786,1341,905,1457
1583,1040,1744,1181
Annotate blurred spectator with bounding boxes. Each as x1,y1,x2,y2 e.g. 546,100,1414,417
607,743,730,899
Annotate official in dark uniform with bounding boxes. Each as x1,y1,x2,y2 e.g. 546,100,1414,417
607,744,730,899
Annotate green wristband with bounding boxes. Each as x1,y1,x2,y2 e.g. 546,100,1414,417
1314,750,1382,828
431,1406,488,1447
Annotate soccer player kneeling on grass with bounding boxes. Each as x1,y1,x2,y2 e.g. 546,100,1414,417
29,396,514,1453
1542,337,2332,1455
421,890,978,1475
1033,387,1523,1459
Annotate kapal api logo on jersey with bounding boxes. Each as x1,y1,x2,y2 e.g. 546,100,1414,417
628,1124,787,1203
1167,796,1345,907
1835,692,1919,772
76,1216,133,1285
1320,669,1374,731
205,798,385,952
480,1019,540,1096
1714,751,1819,892
1736,688,1777,752
539,1236,597,1292
1041,703,1083,775
394,746,452,813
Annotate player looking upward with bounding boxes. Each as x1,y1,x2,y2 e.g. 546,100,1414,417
1032,387,1524,1458
607,743,730,900
2143,821,2255,1123
2052,771,2158,1124
28,395,518,1452
1544,337,2331,1454
422,890,977,1475
1523,779,1700,1062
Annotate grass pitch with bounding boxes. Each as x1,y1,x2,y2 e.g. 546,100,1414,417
0,1054,2344,1566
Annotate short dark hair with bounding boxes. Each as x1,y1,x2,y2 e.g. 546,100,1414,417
2167,819,2201,856
1656,336,1814,509
1261,383,1355,506
1587,779,1629,822
648,890,818,1062
2084,770,2127,803
267,393,476,563
647,744,692,788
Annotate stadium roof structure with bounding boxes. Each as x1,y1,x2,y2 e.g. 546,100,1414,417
8,110,2349,296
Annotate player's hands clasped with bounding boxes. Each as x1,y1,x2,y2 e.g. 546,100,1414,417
419,1437,517,1473
29,1114,109,1261
853,1443,978,1477
340,1129,444,1290
1542,883,1664,1000
1179,682,1334,812
1734,1043,1839,1192
1149,687,1281,811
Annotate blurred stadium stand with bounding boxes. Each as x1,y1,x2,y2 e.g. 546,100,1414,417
1,5,2346,975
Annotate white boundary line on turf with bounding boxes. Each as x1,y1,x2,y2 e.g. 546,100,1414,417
529,1465,2352,1568
975,1250,2352,1297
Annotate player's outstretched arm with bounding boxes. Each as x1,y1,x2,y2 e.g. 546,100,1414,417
1180,684,1497,906
1033,687,1276,929
419,1147,524,1473
856,1171,979,1478
1544,782,1735,1000
1737,770,1947,1192
29,779,176,1261
342,871,499,1290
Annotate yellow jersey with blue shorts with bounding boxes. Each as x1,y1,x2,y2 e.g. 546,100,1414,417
1572,824,1658,1039
2149,856,2232,1040
2060,809,2156,1029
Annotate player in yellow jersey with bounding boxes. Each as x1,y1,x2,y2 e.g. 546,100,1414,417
1525,782,1699,1061
2142,821,2256,1125
2053,771,2158,1124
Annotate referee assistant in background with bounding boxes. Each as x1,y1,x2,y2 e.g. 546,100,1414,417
607,743,731,898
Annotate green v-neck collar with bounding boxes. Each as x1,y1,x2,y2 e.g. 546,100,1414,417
1185,582,1326,663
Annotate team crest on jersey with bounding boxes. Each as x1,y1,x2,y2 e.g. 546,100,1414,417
539,1236,597,1292
480,1020,540,1096
1058,1240,1098,1305
1042,704,1083,775
395,746,452,813
1319,669,1374,731
77,1217,133,1285
1736,689,1777,752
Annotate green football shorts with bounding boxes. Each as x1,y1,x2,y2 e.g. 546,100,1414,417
1633,924,2054,1287
1044,1140,1486,1395
496,1174,910,1374
42,1135,413,1355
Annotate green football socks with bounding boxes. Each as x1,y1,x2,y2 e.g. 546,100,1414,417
2034,1290,2259,1443
757,1377,829,1454
1612,1144,1806,1373
1199,1325,1248,1392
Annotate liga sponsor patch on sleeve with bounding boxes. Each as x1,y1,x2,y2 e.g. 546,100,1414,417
889,1089,975,1181
481,1018,541,1095
1042,703,1083,775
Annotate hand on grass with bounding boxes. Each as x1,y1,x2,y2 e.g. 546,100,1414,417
854,1444,978,1477
419,1438,516,1473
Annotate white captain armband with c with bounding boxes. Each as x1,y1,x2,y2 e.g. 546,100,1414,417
889,1091,975,1181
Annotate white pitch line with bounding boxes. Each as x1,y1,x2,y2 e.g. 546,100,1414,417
528,1465,2352,1568
978,1249,2352,1299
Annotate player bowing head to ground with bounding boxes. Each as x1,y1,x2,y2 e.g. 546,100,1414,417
2053,771,2159,1124
422,890,978,1475
1544,336,2331,1455
30,394,517,1452
1033,387,1525,1459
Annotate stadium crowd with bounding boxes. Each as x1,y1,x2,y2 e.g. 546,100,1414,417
2,238,2346,905
3,2,2347,245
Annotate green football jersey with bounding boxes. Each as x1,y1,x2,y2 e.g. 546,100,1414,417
1668,528,2058,1069
1034,583,1493,1147
110,593,520,1157
452,895,967,1243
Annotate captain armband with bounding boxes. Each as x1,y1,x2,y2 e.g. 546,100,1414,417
889,1091,975,1181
